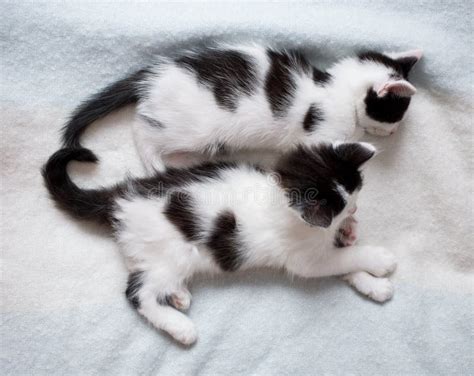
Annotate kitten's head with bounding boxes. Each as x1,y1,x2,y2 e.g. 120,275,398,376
354,49,422,136
276,142,376,229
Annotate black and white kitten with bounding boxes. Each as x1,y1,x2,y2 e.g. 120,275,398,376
62,43,422,172
43,141,397,345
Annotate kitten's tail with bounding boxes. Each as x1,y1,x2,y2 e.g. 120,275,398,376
42,148,118,225
62,68,151,148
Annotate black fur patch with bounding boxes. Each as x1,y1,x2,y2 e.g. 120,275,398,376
62,68,153,148
176,49,256,111
206,210,243,271
164,191,202,242
302,104,324,132
156,162,236,189
265,49,312,116
332,143,375,172
125,271,144,309
395,56,419,78
123,162,238,200
42,148,120,225
125,271,172,309
364,88,411,123
312,68,332,85
333,234,346,248
358,51,415,79
276,144,372,227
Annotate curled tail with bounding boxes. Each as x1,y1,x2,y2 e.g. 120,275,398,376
62,68,151,148
42,148,118,224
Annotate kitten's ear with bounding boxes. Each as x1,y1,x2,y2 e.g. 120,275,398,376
388,49,423,77
375,80,417,98
333,142,376,168
301,203,333,228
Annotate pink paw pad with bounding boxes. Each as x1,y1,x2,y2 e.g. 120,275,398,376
335,216,358,247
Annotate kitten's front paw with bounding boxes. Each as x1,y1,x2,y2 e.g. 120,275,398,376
335,216,358,247
345,272,394,303
364,247,397,277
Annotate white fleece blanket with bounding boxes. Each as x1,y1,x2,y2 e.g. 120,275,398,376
1,2,473,375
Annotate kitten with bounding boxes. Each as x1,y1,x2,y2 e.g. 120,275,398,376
43,141,397,345
61,43,422,172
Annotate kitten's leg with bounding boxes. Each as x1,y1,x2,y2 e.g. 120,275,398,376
126,272,197,345
333,218,393,302
286,245,397,279
343,272,394,303
334,215,358,247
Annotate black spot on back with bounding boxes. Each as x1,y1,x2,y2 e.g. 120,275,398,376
125,271,144,309
164,191,202,242
364,88,411,123
265,49,312,117
302,104,324,132
206,210,243,271
110,163,246,230
176,49,257,111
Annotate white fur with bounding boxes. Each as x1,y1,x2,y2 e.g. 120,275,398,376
132,44,417,172
113,145,397,345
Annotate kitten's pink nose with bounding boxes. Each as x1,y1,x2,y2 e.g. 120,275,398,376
349,205,357,214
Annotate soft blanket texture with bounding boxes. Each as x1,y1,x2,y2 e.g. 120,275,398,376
1,2,473,375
